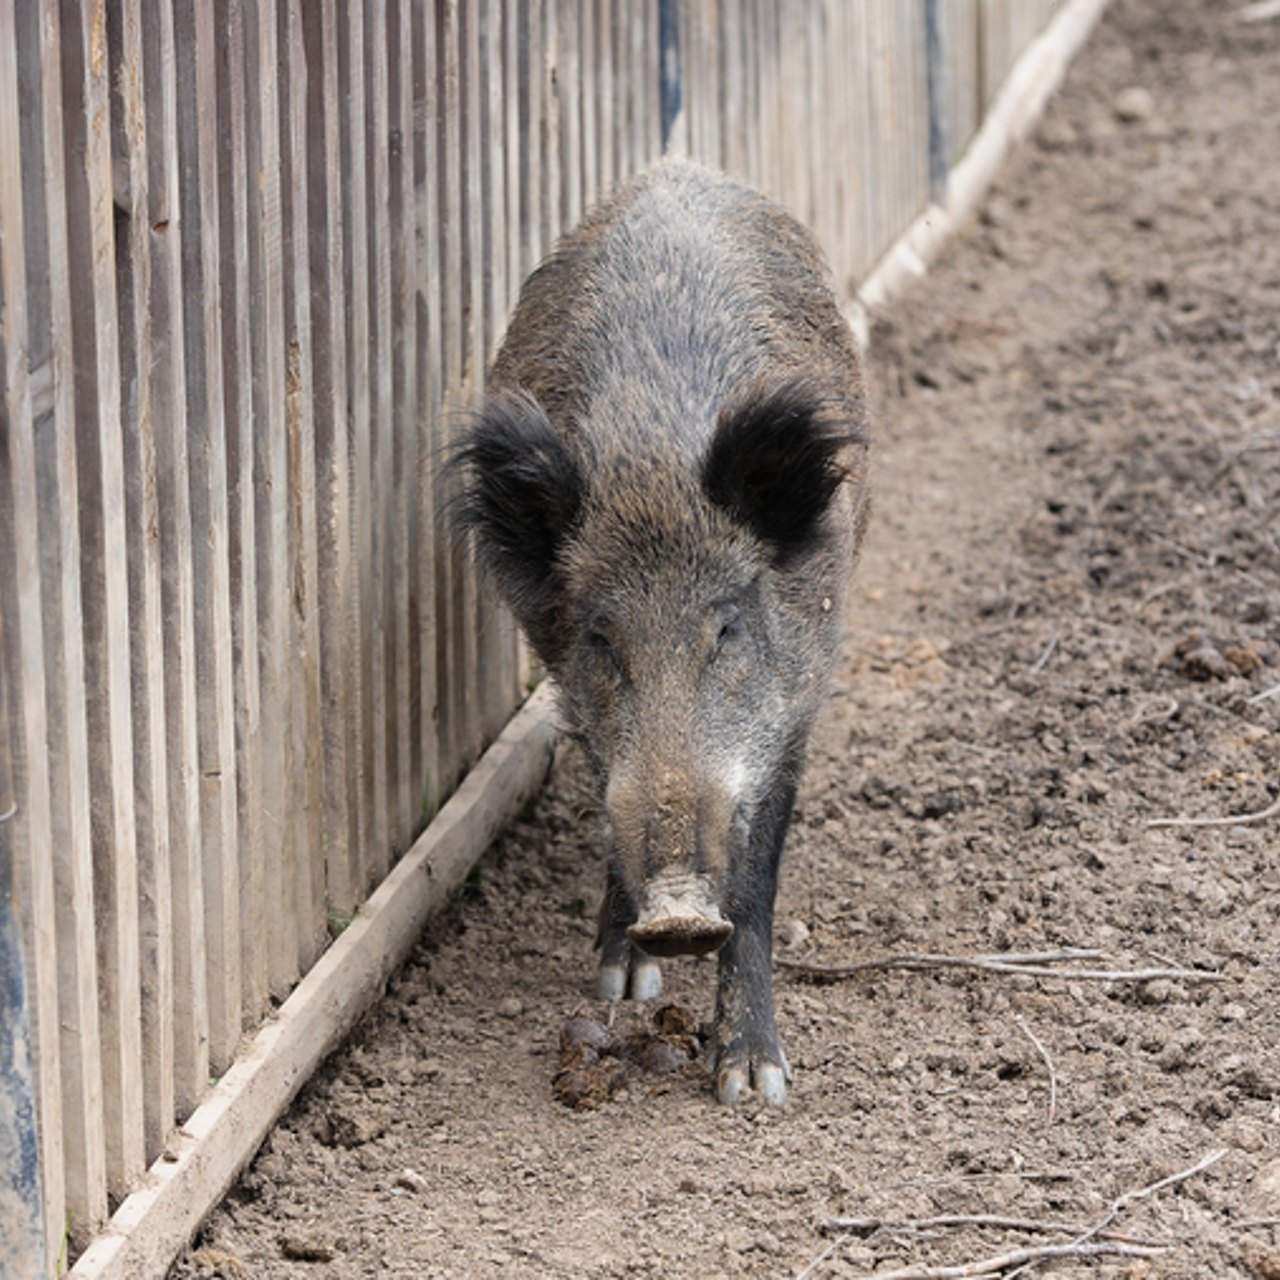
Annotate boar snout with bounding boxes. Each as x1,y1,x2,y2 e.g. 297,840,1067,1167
627,873,734,958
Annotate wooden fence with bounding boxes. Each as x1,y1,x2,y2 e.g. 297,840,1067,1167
0,0,1059,1271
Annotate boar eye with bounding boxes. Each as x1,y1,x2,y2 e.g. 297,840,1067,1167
714,610,744,656
588,629,622,673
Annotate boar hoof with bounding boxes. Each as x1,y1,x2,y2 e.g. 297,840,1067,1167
631,957,663,1000
598,954,664,1002
598,964,628,1002
716,1051,792,1108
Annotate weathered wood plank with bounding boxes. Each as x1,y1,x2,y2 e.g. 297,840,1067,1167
112,0,178,1172
281,0,327,971
39,0,111,1246
435,0,469,796
167,0,215,1119
415,0,444,833
367,0,399,877
2,7,67,1266
388,0,420,853
251,0,303,994
343,0,384,899
303,0,361,922
181,0,241,1077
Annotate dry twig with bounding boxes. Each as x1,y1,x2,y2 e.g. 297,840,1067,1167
1131,695,1179,724
1030,635,1059,674
1013,1016,1057,1124
795,1233,850,1280
776,948,1227,984
1069,1148,1229,1247
1239,0,1280,23
1147,795,1280,829
1247,683,1280,704
823,1240,1163,1280
804,1151,1225,1279
820,1214,1165,1246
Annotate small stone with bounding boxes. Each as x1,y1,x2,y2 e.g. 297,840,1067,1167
280,1236,334,1263
1037,116,1078,151
777,918,811,950
394,1168,429,1194
1225,1117,1268,1154
497,996,524,1018
1114,86,1155,123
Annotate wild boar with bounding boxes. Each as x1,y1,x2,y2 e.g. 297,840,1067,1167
452,158,869,1104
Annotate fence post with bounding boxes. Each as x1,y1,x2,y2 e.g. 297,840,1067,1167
0,596,47,1278
924,0,950,203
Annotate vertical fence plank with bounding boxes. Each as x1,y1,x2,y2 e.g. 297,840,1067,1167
578,1,600,208
435,0,469,795
457,0,485,766
214,0,267,1028
303,0,361,922
41,0,112,1246
2,7,67,1267
388,0,421,851
254,0,304,990
596,0,619,197
280,0,327,969
111,0,178,1170
344,0,386,898
75,0,148,1205
367,0,399,877
177,0,241,1076
415,0,444,833
541,0,561,251
558,1,583,232
166,0,215,1120
478,0,520,741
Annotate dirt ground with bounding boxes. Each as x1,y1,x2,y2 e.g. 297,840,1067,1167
171,1,1280,1276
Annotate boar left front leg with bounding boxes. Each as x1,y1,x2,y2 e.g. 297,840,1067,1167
597,864,663,1002
712,759,800,1107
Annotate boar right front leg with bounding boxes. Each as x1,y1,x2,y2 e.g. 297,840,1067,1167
711,759,801,1108
598,865,663,1002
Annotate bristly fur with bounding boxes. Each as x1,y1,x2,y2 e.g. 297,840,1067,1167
700,378,862,568
448,392,584,651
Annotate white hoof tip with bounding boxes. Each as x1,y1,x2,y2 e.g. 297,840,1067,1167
630,960,663,1001
598,965,628,1003
756,1065,788,1108
716,1067,749,1106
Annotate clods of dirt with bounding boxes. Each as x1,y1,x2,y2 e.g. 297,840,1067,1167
1161,630,1278,681
553,1005,704,1110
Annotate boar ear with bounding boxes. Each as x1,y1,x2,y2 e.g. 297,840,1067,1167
450,393,584,619
701,379,858,566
